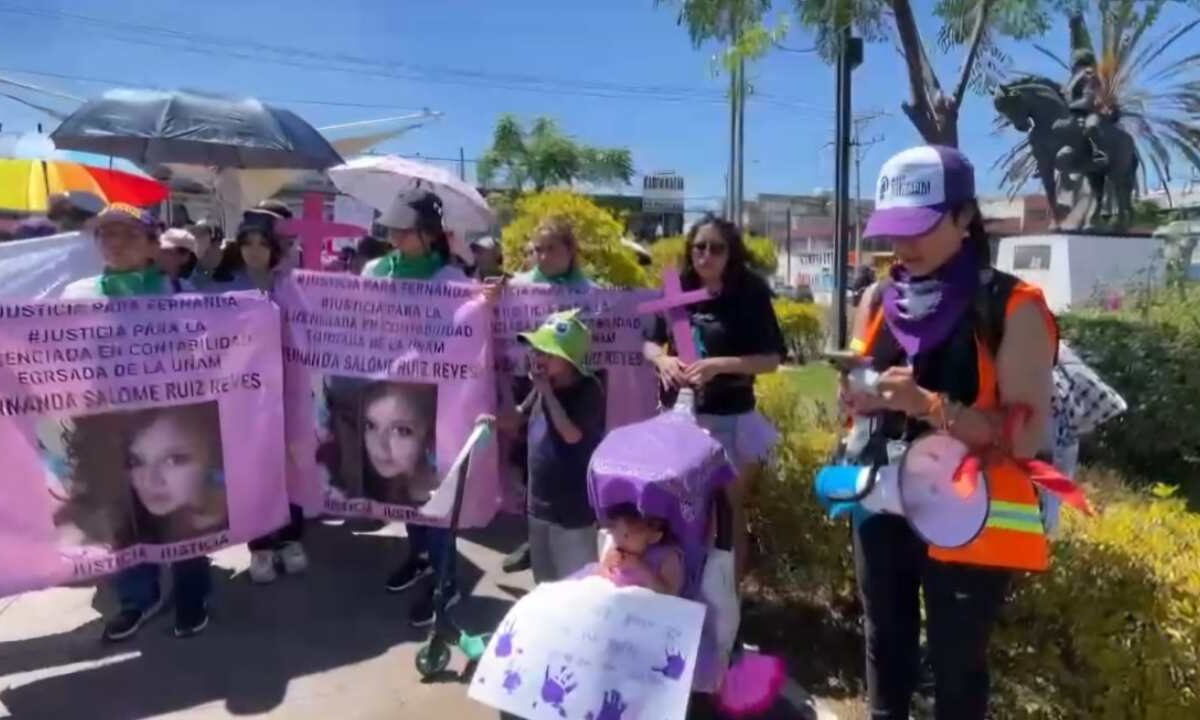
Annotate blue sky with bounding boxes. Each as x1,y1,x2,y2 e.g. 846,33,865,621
1,0,1197,212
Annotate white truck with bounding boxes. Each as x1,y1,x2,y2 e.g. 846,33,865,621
994,233,1165,313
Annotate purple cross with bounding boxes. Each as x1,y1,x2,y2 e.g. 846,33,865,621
277,192,367,270
635,266,713,363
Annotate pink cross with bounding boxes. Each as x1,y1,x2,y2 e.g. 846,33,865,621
635,266,713,363
277,192,368,270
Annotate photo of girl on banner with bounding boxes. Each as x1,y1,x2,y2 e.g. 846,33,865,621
50,401,228,548
316,378,440,507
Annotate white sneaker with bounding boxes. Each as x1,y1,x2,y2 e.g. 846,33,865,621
249,550,278,584
278,542,309,575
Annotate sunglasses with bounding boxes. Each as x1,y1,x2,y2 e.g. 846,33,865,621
691,241,728,256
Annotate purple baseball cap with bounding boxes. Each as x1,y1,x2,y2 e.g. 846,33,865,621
863,145,976,240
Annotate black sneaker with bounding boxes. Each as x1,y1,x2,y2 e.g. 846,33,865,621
386,557,433,593
173,603,209,639
501,542,531,574
409,586,461,628
102,598,164,643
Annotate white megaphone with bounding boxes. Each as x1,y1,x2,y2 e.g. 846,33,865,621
816,433,990,549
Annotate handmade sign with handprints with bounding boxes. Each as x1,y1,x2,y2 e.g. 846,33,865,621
469,576,705,720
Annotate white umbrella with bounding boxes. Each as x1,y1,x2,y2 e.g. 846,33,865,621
328,154,494,234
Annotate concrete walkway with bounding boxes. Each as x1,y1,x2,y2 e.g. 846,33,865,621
0,516,837,719
0,518,527,720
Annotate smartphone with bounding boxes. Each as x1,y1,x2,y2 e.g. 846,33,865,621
823,350,869,374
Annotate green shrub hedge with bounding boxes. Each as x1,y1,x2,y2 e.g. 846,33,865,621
1060,284,1200,487
772,299,825,364
752,369,1200,719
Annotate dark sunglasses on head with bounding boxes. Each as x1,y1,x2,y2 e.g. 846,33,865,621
691,241,727,256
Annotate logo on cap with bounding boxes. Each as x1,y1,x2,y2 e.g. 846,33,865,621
879,174,933,205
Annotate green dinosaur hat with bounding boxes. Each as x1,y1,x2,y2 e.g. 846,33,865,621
517,308,592,375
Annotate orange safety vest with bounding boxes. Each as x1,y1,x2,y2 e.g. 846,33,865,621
854,277,1059,572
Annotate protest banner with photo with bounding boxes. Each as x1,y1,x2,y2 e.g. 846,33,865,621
469,576,705,720
0,293,287,597
277,272,498,527
493,285,659,511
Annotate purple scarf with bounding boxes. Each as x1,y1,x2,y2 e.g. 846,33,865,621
882,245,979,357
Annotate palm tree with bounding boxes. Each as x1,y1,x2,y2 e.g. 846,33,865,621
999,1,1200,201
476,115,634,193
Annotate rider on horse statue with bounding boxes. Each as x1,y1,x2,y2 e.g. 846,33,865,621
1063,49,1113,169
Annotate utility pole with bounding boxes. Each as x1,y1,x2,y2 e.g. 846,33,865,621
724,8,734,222
850,126,884,269
729,54,739,225
458,146,466,182
832,26,863,350
785,206,793,285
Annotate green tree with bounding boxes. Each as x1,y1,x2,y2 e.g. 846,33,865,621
662,0,1057,146
477,115,634,193
999,1,1200,196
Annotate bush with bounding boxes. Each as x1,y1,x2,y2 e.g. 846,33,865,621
992,475,1200,719
751,371,853,602
1060,284,1200,486
646,232,778,285
773,299,825,363
499,190,648,288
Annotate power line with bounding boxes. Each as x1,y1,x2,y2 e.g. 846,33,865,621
0,67,431,111
0,3,834,114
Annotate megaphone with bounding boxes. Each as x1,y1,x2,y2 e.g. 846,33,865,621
816,433,990,549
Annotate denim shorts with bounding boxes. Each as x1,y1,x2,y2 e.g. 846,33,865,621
694,410,778,468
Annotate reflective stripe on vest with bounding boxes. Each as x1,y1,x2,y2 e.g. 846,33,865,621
856,280,1057,572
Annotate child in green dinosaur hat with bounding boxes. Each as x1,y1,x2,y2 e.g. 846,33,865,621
511,309,606,583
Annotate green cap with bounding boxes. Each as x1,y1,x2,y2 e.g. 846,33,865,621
518,308,591,374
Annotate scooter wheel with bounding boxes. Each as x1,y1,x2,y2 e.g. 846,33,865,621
416,642,452,677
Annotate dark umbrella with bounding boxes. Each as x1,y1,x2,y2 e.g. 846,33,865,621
50,88,343,170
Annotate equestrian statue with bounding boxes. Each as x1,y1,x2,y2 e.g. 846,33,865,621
994,50,1138,231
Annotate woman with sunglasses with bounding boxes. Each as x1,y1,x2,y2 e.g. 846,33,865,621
642,214,785,580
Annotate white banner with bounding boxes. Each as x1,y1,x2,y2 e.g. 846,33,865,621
0,231,99,300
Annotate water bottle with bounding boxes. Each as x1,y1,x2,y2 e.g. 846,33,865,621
842,366,880,459
673,387,696,416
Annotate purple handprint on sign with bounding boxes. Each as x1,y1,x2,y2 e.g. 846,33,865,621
538,665,577,717
652,648,686,680
494,621,517,658
502,669,522,694
584,690,628,720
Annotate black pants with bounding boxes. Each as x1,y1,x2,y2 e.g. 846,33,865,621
853,514,1009,720
248,504,305,551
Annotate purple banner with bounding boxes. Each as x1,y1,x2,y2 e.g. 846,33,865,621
0,293,287,597
494,286,659,512
277,272,498,528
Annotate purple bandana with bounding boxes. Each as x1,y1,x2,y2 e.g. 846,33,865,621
882,245,979,357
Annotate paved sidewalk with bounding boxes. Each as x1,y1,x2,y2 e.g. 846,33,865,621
0,518,529,720
0,516,838,720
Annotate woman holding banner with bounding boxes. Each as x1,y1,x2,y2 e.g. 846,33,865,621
840,146,1056,719
513,217,596,289
60,203,215,641
364,189,500,627
642,215,785,582
208,220,311,584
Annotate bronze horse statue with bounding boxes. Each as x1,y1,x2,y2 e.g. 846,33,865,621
994,75,1138,230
